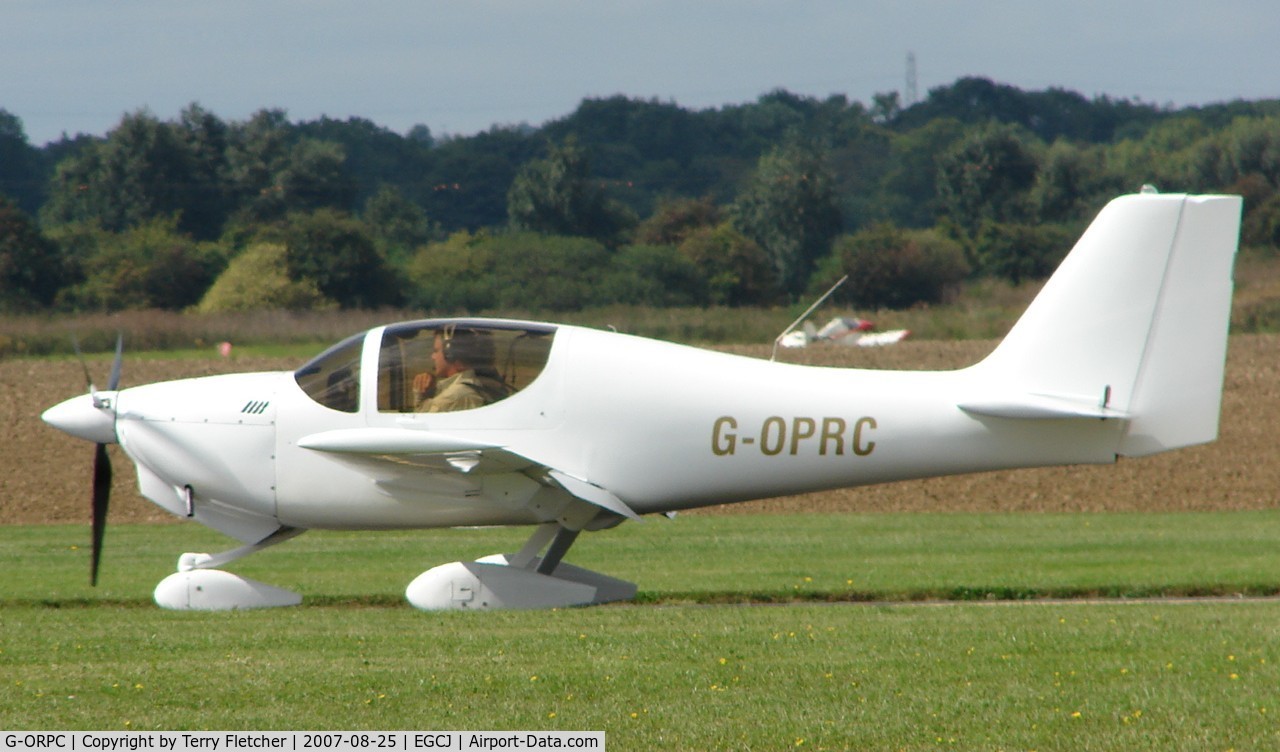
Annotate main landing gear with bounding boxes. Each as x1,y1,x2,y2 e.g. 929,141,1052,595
405,522,636,610
151,522,636,611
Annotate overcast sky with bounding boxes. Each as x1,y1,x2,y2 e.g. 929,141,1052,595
4,1,1276,146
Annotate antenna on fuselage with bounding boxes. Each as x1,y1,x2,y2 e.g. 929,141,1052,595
770,275,848,362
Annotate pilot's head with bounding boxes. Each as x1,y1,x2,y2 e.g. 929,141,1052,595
433,325,496,376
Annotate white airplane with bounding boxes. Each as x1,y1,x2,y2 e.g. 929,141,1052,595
42,192,1241,611
779,317,911,348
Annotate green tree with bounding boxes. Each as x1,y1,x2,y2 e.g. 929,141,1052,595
223,110,354,223
0,198,68,311
172,103,234,238
1223,117,1280,187
423,125,540,231
1191,116,1280,190
730,141,843,297
43,111,180,233
936,124,1040,235
40,109,239,240
506,138,634,243
281,209,399,308
1029,141,1112,223
363,185,438,264
972,221,1072,284
877,118,966,227
1112,116,1214,193
870,91,902,125
896,76,1163,143
0,110,47,215
278,139,355,212
225,109,294,217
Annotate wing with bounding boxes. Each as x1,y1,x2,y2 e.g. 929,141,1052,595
295,428,640,522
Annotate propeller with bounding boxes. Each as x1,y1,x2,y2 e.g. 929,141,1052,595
73,334,123,586
91,443,112,585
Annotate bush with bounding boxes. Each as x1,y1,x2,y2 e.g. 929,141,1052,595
826,224,969,309
56,217,227,311
1242,193,1280,251
598,244,705,306
197,243,336,312
677,224,778,307
407,231,613,312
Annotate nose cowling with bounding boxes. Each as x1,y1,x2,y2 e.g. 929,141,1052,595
42,392,119,444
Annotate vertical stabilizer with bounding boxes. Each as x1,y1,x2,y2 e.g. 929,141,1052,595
969,193,1241,456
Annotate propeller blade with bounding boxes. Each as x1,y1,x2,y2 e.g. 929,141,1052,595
71,335,95,394
107,333,123,391
91,442,112,586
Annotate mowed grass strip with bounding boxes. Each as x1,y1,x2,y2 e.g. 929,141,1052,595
2,512,1280,749
1,600,1277,749
2,511,1278,605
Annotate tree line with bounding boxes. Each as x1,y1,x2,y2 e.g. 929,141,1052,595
2,76,1279,316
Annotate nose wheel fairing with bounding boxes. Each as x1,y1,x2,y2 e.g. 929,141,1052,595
153,527,306,611
154,569,303,610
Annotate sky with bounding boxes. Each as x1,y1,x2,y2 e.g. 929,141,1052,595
3,1,1277,147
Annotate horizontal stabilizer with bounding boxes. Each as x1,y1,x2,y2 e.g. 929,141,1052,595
958,392,1130,420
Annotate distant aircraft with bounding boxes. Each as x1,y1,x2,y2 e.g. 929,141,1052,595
43,193,1241,611
778,317,910,349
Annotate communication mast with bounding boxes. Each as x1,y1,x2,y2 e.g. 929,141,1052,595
905,52,918,107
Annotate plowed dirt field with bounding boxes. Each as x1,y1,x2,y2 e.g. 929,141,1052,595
4,335,1278,526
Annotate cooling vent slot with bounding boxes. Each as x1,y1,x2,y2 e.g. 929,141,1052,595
241,400,270,415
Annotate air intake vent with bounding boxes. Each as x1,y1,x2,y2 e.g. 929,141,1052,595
242,400,270,415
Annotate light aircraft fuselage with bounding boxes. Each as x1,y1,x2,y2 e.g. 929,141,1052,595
42,192,1243,610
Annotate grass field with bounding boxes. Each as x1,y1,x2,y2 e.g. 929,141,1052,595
7,321,1280,748
3,514,1279,750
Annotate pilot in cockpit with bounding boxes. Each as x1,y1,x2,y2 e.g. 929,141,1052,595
413,325,512,412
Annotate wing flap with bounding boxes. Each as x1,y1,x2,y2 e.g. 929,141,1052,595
547,469,641,521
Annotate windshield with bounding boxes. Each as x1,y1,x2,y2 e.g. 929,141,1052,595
293,332,363,413
377,321,555,413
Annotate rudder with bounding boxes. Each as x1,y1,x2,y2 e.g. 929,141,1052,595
1118,194,1241,455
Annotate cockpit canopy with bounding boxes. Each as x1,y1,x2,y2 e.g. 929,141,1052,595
294,320,556,413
